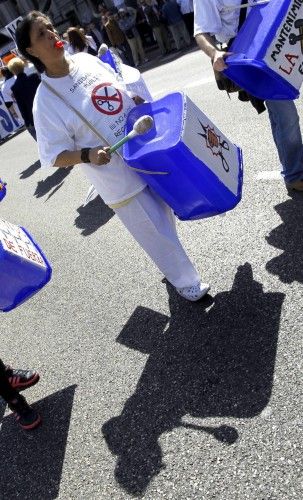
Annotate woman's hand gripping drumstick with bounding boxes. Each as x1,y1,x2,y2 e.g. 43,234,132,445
86,115,154,166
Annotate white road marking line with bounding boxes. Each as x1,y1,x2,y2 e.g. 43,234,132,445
185,77,214,89
152,78,213,97
256,170,282,180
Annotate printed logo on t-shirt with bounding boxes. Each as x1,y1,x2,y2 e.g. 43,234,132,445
91,83,123,115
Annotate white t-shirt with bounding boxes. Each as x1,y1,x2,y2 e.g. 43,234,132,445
193,0,258,44
33,52,146,206
177,0,194,15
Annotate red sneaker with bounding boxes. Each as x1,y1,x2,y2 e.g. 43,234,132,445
5,366,40,391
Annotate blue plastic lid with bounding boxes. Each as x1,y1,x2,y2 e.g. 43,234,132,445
124,92,185,160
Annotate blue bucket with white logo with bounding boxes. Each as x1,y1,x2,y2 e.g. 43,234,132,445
0,219,52,312
123,92,243,220
224,0,303,100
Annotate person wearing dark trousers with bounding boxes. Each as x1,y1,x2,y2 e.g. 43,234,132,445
0,358,41,430
162,0,191,50
177,0,194,37
8,57,41,140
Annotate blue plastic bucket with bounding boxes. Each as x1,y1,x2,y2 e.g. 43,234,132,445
100,49,118,72
0,219,52,312
123,92,243,220
224,0,303,100
0,179,6,202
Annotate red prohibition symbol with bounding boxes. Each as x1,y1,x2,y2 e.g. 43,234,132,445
91,83,123,115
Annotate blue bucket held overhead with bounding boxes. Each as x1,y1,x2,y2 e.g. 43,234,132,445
0,219,52,312
224,0,303,100
123,92,243,221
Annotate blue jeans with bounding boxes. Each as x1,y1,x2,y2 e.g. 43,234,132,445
266,100,303,183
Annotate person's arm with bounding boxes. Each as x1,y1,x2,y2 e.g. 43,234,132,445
195,32,228,71
54,147,111,168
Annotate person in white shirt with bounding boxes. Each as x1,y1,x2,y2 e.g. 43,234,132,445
15,10,210,302
177,0,194,37
193,0,303,192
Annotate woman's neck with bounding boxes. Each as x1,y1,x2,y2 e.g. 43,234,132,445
45,57,71,78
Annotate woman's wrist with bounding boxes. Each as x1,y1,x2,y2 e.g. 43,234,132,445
80,148,91,163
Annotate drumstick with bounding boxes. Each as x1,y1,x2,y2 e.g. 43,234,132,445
224,0,269,11
109,115,154,154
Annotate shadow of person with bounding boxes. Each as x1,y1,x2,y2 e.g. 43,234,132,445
19,160,41,179
102,263,284,496
0,385,77,500
34,167,73,199
74,195,114,236
266,196,303,283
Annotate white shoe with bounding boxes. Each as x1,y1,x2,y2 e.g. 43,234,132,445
176,283,210,302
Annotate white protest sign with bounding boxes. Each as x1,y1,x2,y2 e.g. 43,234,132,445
5,16,23,44
0,90,24,140
0,219,46,268
264,0,303,91
0,91,15,140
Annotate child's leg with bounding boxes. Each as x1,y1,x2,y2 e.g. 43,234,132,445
115,187,201,288
0,358,18,403
0,358,41,430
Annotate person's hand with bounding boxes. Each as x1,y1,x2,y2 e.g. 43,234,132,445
132,95,145,105
212,50,231,72
90,146,112,165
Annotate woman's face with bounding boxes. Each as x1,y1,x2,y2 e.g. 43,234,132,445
26,17,63,64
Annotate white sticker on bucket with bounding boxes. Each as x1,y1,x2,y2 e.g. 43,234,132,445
264,0,303,91
0,219,46,268
182,97,241,196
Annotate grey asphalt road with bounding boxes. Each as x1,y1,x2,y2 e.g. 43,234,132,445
0,48,302,499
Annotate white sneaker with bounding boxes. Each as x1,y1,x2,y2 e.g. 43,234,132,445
176,283,210,302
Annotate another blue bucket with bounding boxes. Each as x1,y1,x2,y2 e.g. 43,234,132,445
123,92,243,220
0,219,52,312
100,49,118,73
224,0,303,100
0,179,6,202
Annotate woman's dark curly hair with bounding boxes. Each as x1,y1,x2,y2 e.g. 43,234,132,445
15,11,53,73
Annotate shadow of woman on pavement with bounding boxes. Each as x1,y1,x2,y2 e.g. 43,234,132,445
34,167,73,199
19,160,41,179
102,263,284,496
74,195,114,236
266,196,303,283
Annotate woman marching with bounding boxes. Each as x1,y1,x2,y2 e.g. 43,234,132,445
16,11,210,302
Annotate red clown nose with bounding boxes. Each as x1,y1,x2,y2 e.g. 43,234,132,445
55,40,64,49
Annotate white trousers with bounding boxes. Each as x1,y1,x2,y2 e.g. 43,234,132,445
114,187,200,288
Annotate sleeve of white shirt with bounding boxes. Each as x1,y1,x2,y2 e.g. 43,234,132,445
33,87,76,169
193,0,223,37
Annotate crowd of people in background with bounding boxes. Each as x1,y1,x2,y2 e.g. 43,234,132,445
63,0,195,67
